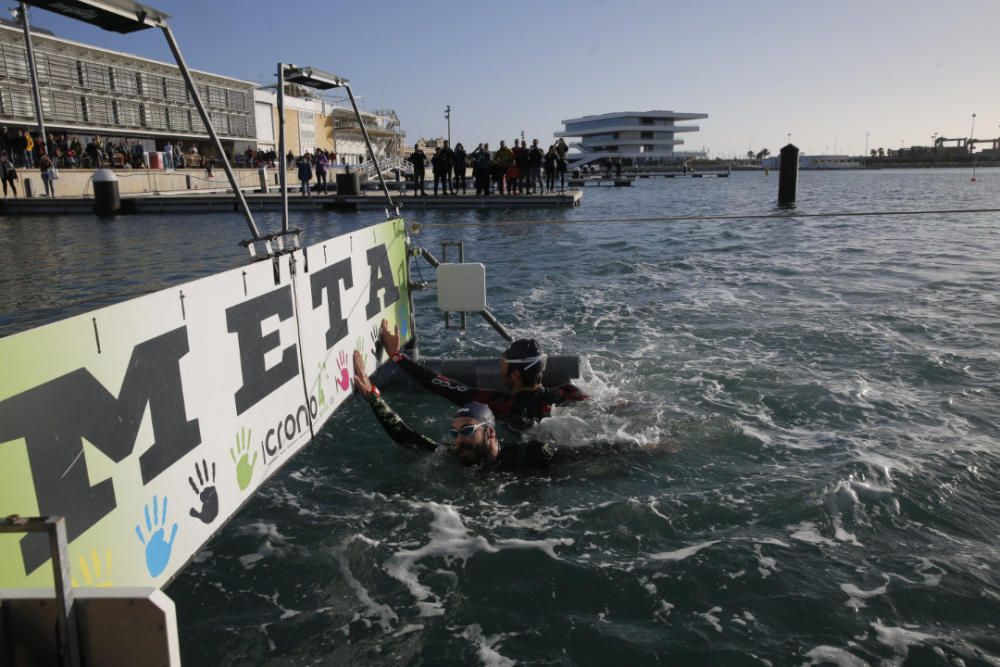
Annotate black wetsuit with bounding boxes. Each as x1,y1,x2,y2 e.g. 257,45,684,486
390,353,587,434
364,391,557,468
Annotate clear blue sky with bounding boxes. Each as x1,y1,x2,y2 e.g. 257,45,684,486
25,0,1000,157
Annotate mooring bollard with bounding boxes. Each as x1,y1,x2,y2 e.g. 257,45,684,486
778,143,799,205
258,166,268,193
23,177,33,198
93,168,120,217
186,174,192,190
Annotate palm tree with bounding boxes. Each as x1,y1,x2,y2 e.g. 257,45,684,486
755,148,770,161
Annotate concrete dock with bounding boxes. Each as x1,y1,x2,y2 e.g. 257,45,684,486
0,189,582,215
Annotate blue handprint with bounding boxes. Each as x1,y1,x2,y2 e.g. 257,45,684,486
134,495,178,577
396,302,410,339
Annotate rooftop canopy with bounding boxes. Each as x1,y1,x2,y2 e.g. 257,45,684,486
283,65,350,90
24,0,168,33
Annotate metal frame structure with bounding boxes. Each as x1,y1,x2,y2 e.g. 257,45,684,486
15,0,268,254
277,63,397,234
0,516,80,667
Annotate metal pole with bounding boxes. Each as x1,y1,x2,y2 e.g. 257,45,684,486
343,84,394,209
18,2,47,154
277,62,289,233
159,24,261,241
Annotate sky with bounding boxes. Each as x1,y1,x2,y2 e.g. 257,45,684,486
22,0,1000,157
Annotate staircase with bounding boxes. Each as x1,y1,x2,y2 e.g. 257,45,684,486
364,156,410,181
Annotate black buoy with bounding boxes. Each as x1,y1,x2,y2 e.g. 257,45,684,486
93,168,120,217
778,143,799,205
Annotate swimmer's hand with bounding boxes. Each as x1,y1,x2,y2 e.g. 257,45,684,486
353,350,374,397
380,318,401,358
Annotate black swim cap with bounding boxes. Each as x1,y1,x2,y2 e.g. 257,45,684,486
453,402,495,426
503,338,547,371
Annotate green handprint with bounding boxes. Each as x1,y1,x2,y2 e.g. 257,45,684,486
317,362,327,406
230,427,257,491
355,336,369,367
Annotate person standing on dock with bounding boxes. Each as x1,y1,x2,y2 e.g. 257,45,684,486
431,147,446,196
297,156,313,197
440,141,454,194
1,153,18,198
472,143,491,195
544,145,557,193
315,150,329,194
494,141,514,195
39,153,55,197
407,143,427,196
528,139,544,194
452,143,467,194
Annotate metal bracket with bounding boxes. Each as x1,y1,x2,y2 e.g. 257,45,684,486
440,241,466,330
241,229,303,263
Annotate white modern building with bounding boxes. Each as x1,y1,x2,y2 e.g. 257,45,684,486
556,110,708,168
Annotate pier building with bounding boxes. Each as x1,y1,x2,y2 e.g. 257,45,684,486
253,86,404,166
556,110,708,169
0,19,405,167
0,19,257,160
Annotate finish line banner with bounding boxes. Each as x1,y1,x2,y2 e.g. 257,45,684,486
0,218,411,589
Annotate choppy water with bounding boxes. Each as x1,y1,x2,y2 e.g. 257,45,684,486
3,169,1000,665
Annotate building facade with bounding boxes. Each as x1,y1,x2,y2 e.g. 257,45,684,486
556,110,708,168
253,87,405,165
0,21,257,159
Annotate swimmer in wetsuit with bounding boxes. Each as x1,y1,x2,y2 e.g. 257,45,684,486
379,320,587,433
353,351,555,467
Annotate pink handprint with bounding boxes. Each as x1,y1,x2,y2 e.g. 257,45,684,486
335,350,351,391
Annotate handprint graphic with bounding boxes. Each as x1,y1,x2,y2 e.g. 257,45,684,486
335,350,351,391
230,428,257,491
355,336,368,367
317,362,327,406
188,459,219,524
72,548,113,587
134,495,178,578
396,302,410,340
369,323,384,361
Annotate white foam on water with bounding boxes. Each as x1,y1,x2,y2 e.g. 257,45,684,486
839,578,888,610
788,522,837,546
383,502,571,617
392,624,424,637
461,624,516,667
238,553,264,569
699,606,723,633
754,544,778,579
755,538,792,548
337,538,399,633
871,621,935,663
649,539,721,561
653,600,674,623
802,645,871,666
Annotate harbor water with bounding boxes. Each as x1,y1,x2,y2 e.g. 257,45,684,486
2,169,1000,665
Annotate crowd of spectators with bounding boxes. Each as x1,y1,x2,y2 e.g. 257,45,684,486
0,126,220,172
407,138,570,196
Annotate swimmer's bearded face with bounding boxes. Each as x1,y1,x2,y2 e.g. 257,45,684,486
451,417,492,466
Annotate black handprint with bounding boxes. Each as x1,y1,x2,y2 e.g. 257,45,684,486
370,324,384,361
188,459,219,524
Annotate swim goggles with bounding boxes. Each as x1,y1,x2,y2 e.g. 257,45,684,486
505,354,547,370
450,422,488,439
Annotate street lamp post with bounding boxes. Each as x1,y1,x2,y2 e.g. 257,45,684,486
865,131,869,156
444,105,451,145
